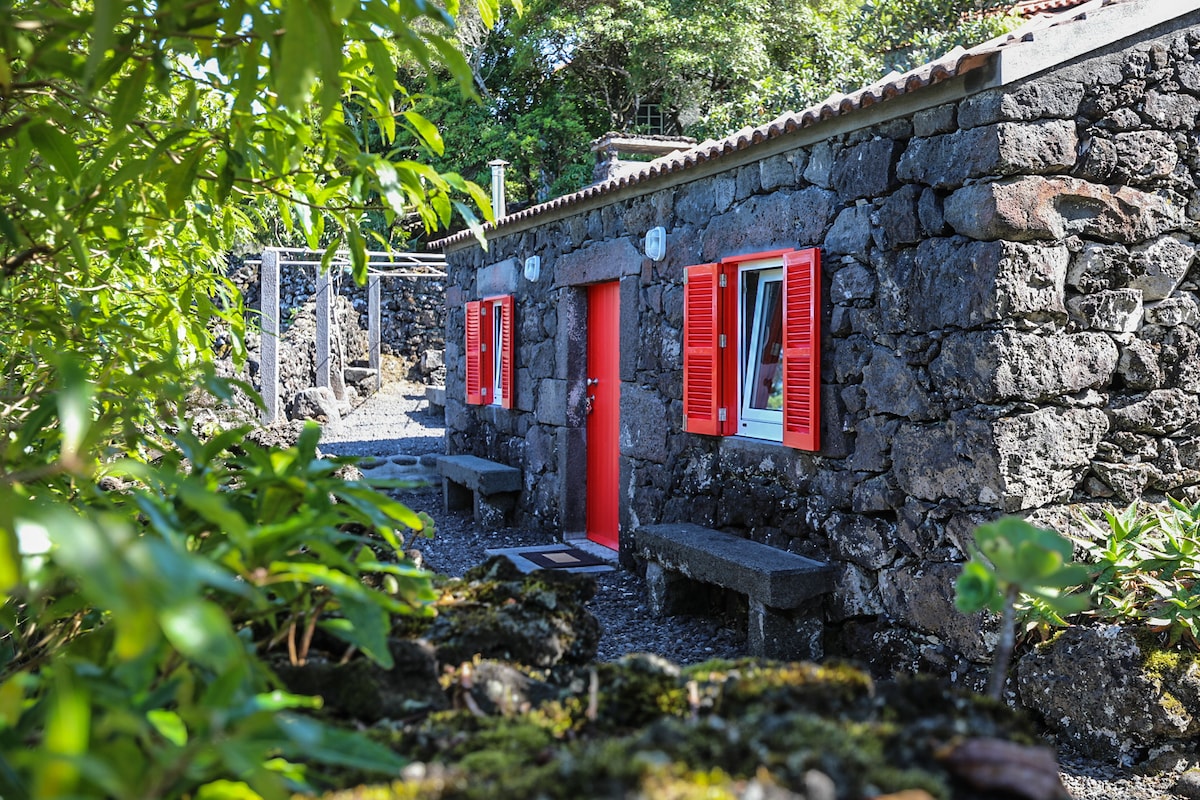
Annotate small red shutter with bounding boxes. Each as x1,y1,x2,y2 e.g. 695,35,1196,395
782,248,820,451
465,300,483,405
497,295,515,409
718,262,738,435
683,263,722,435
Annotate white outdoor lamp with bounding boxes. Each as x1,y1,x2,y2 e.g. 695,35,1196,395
523,255,541,282
645,226,666,261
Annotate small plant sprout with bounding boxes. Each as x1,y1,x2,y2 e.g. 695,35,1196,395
955,517,1091,701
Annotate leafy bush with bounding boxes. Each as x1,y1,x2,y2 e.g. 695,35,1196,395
0,364,435,796
955,517,1090,699
956,503,1200,698
1073,499,1200,650
1,0,505,794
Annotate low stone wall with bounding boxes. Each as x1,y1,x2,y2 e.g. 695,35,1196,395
444,19,1200,677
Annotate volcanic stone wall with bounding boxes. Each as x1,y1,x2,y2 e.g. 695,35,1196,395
444,18,1200,675
231,257,446,382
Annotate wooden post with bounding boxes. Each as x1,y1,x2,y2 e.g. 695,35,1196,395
260,248,280,424
315,267,332,393
369,274,382,391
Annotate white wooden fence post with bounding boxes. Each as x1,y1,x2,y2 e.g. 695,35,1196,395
369,274,382,392
315,267,332,394
260,248,280,424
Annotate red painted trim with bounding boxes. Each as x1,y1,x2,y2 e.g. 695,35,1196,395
719,248,795,266
718,261,739,436
682,263,722,435
782,248,821,451
586,282,621,549
497,295,515,409
465,300,483,405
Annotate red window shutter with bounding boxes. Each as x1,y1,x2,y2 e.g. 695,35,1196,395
683,263,723,435
782,248,821,451
718,262,738,435
497,295,515,409
465,300,483,405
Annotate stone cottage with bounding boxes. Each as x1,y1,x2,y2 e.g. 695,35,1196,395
430,0,1200,677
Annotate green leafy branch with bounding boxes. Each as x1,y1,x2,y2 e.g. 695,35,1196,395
955,517,1090,700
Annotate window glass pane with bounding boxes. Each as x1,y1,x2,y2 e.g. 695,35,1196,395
748,280,783,411
635,103,665,135
742,270,760,366
738,264,783,440
492,301,504,404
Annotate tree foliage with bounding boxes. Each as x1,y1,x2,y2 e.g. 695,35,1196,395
408,0,1019,204
0,0,495,795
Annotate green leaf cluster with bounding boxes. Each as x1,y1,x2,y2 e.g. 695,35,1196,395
955,517,1091,624
403,0,1019,204
0,0,507,795
1075,500,1200,649
0,408,436,796
954,516,1091,699
1,0,493,289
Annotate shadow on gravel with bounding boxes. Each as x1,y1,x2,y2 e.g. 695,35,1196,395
320,435,443,458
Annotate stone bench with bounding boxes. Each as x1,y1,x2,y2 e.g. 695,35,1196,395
631,523,836,661
437,455,521,528
425,386,446,413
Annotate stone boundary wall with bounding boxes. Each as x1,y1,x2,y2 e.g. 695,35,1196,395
445,19,1200,677
229,255,447,383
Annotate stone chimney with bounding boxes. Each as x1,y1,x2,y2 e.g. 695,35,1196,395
589,133,697,184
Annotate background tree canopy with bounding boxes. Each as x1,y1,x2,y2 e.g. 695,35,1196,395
0,0,496,796
407,0,1018,206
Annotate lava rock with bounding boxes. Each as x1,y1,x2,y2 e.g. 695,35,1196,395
424,556,601,668
1016,624,1200,761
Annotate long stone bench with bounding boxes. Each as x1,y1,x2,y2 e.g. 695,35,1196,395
437,454,521,527
631,523,836,661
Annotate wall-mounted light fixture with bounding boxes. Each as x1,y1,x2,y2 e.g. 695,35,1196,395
523,255,541,283
645,226,666,261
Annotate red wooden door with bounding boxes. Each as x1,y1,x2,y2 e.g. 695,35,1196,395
586,281,620,550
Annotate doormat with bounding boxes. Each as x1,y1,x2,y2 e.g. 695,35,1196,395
519,547,609,570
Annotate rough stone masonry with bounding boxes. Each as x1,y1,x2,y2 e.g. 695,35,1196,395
442,13,1200,678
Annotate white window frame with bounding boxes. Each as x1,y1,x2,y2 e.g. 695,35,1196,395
491,299,505,406
737,257,785,442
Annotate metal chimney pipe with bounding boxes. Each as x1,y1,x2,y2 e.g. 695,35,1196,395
488,159,509,220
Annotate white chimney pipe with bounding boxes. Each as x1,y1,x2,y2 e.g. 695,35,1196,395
488,159,509,220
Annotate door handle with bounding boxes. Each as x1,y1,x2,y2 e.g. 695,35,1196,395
586,378,599,387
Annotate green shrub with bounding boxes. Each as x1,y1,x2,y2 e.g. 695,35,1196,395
0,384,434,797
1074,499,1200,649
955,517,1090,698
1,0,505,793
955,503,1200,699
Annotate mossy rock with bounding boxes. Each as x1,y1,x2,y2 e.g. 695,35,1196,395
1016,624,1200,762
323,656,1057,799
412,556,601,669
274,639,448,722
272,558,598,724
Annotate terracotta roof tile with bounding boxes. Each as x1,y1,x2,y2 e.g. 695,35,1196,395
1013,0,1091,14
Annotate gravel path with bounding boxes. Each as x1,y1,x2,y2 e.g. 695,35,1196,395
319,377,443,458
320,377,1195,800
